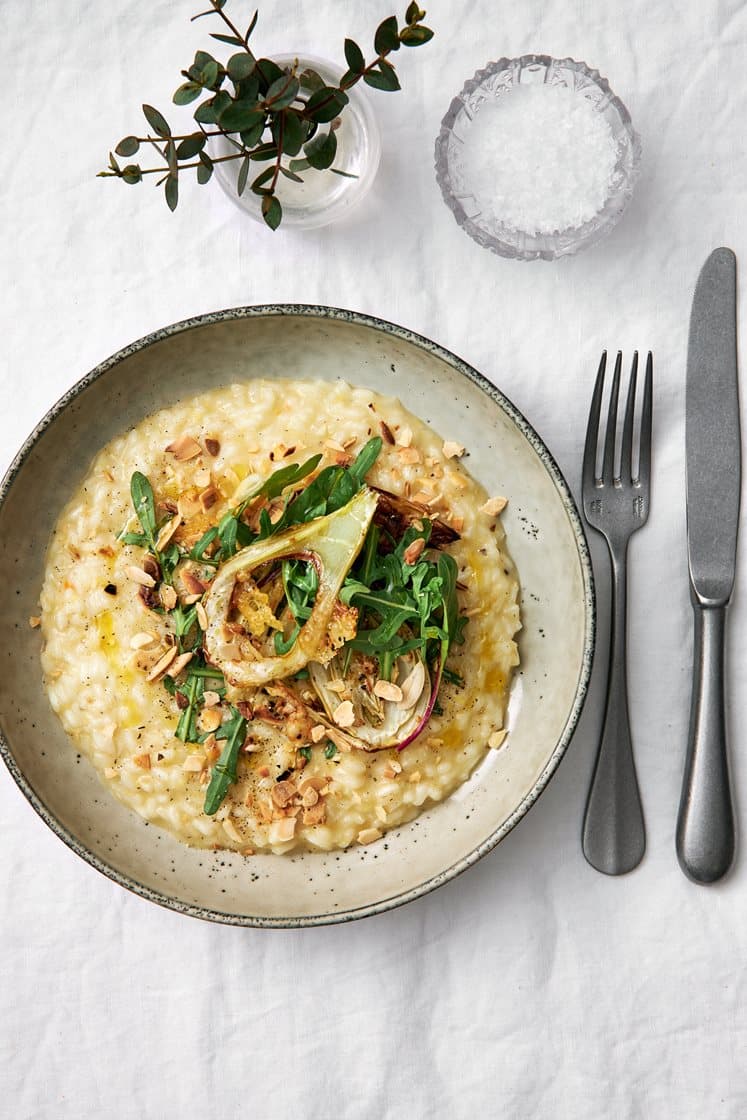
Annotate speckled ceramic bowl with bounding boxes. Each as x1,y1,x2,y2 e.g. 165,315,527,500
0,308,594,926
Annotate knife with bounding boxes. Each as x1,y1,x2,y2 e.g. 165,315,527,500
676,247,741,883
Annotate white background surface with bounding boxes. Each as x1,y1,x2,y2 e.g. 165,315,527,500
2,1,747,1116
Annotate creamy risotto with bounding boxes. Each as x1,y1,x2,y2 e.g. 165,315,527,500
39,380,520,854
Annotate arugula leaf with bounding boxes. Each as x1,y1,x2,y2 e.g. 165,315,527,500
203,706,247,815
130,471,158,549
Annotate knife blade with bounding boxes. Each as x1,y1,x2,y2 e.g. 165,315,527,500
676,247,740,883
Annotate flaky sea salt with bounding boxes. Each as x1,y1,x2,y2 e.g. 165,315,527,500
462,84,617,236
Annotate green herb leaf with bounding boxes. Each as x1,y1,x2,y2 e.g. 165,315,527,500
364,62,401,92
237,155,251,196
324,741,338,759
218,99,264,132
173,81,202,106
204,707,247,815
210,32,245,47
130,471,158,546
344,38,365,73
143,103,171,138
165,173,179,211
400,25,434,45
299,746,312,761
115,136,140,157
277,110,306,156
240,117,266,147
122,164,142,185
405,2,427,24
374,15,401,53
176,133,207,159
305,86,349,124
251,166,275,193
227,52,255,82
279,165,304,183
304,130,337,170
264,74,300,110
197,151,214,184
299,67,325,93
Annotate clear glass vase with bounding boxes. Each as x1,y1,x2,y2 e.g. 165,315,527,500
212,54,381,230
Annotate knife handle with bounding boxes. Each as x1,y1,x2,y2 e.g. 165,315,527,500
676,602,735,883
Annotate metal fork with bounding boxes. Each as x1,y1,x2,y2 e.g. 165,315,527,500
581,350,653,875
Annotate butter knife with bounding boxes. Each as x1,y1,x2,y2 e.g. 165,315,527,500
676,247,741,884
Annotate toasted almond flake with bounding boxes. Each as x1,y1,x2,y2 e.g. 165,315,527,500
398,447,421,465
326,679,346,695
450,515,465,533
194,468,211,488
220,818,241,844
324,438,346,453
130,631,157,650
196,601,208,630
390,759,402,774
125,565,156,588
133,753,151,770
204,437,220,457
199,708,222,733
183,593,202,605
489,729,508,750
341,436,357,449
203,690,220,708
302,801,327,826
165,435,202,461
182,755,206,772
399,661,426,709
311,724,327,743
481,496,508,517
271,780,297,808
403,537,426,566
332,700,355,728
160,584,178,611
29,615,41,629
425,737,444,748
396,426,413,448
177,493,202,520
357,827,382,845
104,766,118,779
442,440,465,459
269,818,297,844
146,645,178,681
408,770,422,783
383,766,397,779
170,651,194,677
375,805,388,823
155,514,181,552
181,570,206,597
301,786,319,807
199,486,220,513
373,679,403,703
411,491,433,506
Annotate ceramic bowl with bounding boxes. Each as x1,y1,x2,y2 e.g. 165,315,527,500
0,308,594,926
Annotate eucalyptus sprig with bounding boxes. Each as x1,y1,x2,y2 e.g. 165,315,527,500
99,0,434,229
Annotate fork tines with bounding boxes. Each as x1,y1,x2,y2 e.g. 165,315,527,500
583,350,653,500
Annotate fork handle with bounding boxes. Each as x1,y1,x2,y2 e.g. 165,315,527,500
676,602,735,883
582,546,646,875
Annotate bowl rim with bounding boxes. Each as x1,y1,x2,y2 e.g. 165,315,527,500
0,304,596,927
434,53,643,261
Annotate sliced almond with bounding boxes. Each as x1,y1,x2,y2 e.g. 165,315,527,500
219,818,240,844
104,766,118,779
481,496,508,517
324,438,346,453
28,615,41,629
199,486,220,513
177,493,202,521
357,827,382,845
130,632,157,650
403,537,426,566
399,661,426,709
160,584,178,611
155,514,181,552
196,601,208,630
133,753,151,770
442,440,465,459
271,780,297,808
170,651,194,677
326,679,346,695
202,690,220,708
165,435,202,461
411,491,434,506
396,426,413,448
373,679,403,703
450,515,465,533
375,805,388,823
302,801,326,826
301,786,319,808
199,708,222,733
194,468,211,489
398,447,421,465
125,565,156,589
204,437,220,457
332,700,355,728
181,570,206,597
145,645,178,681
182,755,206,772
489,729,508,750
268,818,297,844
311,724,327,743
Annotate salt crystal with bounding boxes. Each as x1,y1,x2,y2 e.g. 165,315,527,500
462,85,617,236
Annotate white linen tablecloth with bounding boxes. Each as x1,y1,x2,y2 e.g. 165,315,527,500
3,1,747,1116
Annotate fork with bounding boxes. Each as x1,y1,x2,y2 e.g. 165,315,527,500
581,350,653,875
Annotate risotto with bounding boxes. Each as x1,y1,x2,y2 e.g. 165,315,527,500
39,380,520,854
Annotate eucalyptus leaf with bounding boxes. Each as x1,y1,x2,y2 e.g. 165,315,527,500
122,165,142,184
364,64,400,92
400,24,433,45
299,67,325,93
173,81,202,105
115,136,140,157
374,15,400,53
251,166,275,192
405,2,426,23
175,133,206,159
344,38,365,73
276,109,306,156
218,99,264,131
200,59,220,87
255,57,283,91
197,151,214,183
227,52,255,82
165,173,179,211
305,86,349,124
240,118,266,147
237,155,251,196
264,74,300,110
304,130,337,170
210,32,245,47
142,103,171,138
262,194,282,230
279,165,304,183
